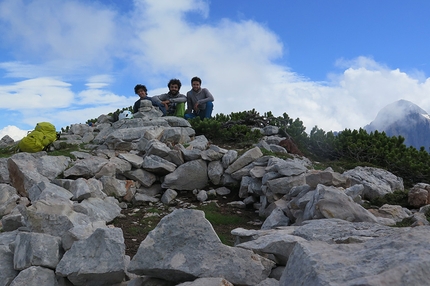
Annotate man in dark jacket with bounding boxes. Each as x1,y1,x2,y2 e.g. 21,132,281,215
133,84,166,115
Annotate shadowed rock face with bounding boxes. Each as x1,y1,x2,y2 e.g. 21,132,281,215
364,99,430,150
279,138,303,156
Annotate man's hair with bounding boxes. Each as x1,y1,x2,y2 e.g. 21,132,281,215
168,79,182,90
191,76,202,84
134,84,147,94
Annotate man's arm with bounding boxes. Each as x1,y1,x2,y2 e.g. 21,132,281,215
133,99,140,113
170,93,187,103
186,92,194,114
197,88,214,105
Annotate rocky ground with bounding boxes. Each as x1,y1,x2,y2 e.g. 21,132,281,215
112,187,263,257
110,139,266,258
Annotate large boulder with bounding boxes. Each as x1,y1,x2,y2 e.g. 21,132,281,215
343,166,404,200
128,209,275,285
56,228,126,286
162,159,208,190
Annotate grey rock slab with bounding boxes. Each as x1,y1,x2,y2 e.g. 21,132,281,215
261,207,290,230
163,116,192,128
69,123,93,136
159,127,192,145
9,266,58,286
69,178,92,201
207,160,223,185
128,209,275,285
99,176,127,197
13,232,62,270
280,226,430,286
343,166,404,200
1,207,26,231
141,155,177,175
162,159,208,191
124,168,157,188
36,155,71,180
61,220,107,250
29,181,74,202
225,146,263,174
0,244,19,286
200,149,224,161
292,218,399,243
188,135,209,151
75,197,121,223
24,197,92,237
0,157,10,184
161,189,177,205
7,153,50,197
0,184,19,216
303,184,378,223
145,139,171,158
214,186,231,196
222,150,238,169
266,175,306,196
177,277,233,286
118,153,144,168
133,193,160,205
266,158,307,177
63,156,109,179
56,228,126,286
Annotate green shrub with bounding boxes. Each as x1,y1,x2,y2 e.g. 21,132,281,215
368,190,411,208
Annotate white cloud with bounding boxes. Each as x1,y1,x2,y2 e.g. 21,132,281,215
0,0,119,66
86,75,114,89
0,0,430,136
0,77,74,109
0,125,29,141
76,89,129,105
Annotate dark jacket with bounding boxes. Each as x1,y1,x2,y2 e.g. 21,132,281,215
133,96,166,115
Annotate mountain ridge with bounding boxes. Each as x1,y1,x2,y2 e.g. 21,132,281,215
364,99,430,151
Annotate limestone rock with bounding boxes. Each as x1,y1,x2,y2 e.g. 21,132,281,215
128,209,275,285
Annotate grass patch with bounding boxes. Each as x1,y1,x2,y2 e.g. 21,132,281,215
260,148,293,160
394,216,414,227
127,226,146,236
198,202,250,246
47,143,88,158
0,145,19,158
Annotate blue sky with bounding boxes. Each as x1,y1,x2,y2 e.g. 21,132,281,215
1,0,430,140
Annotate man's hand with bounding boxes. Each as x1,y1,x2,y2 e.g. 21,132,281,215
194,102,199,112
162,100,170,109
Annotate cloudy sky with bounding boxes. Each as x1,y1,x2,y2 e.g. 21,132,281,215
1,0,430,140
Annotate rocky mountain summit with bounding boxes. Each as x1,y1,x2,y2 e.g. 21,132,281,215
364,99,430,151
1,107,430,285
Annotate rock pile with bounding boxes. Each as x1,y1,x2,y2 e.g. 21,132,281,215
1,111,430,285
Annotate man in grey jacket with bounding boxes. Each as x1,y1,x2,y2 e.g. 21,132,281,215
154,79,187,117
185,76,214,120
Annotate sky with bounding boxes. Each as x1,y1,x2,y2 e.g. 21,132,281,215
1,0,430,141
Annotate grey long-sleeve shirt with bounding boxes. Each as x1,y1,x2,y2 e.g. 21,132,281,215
155,92,187,103
186,88,214,113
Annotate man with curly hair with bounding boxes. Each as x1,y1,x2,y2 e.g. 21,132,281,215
154,79,187,117
132,84,166,115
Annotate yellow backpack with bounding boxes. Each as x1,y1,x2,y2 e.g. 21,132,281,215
18,122,57,153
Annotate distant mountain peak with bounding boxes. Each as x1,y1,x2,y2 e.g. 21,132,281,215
367,99,429,131
364,99,430,150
